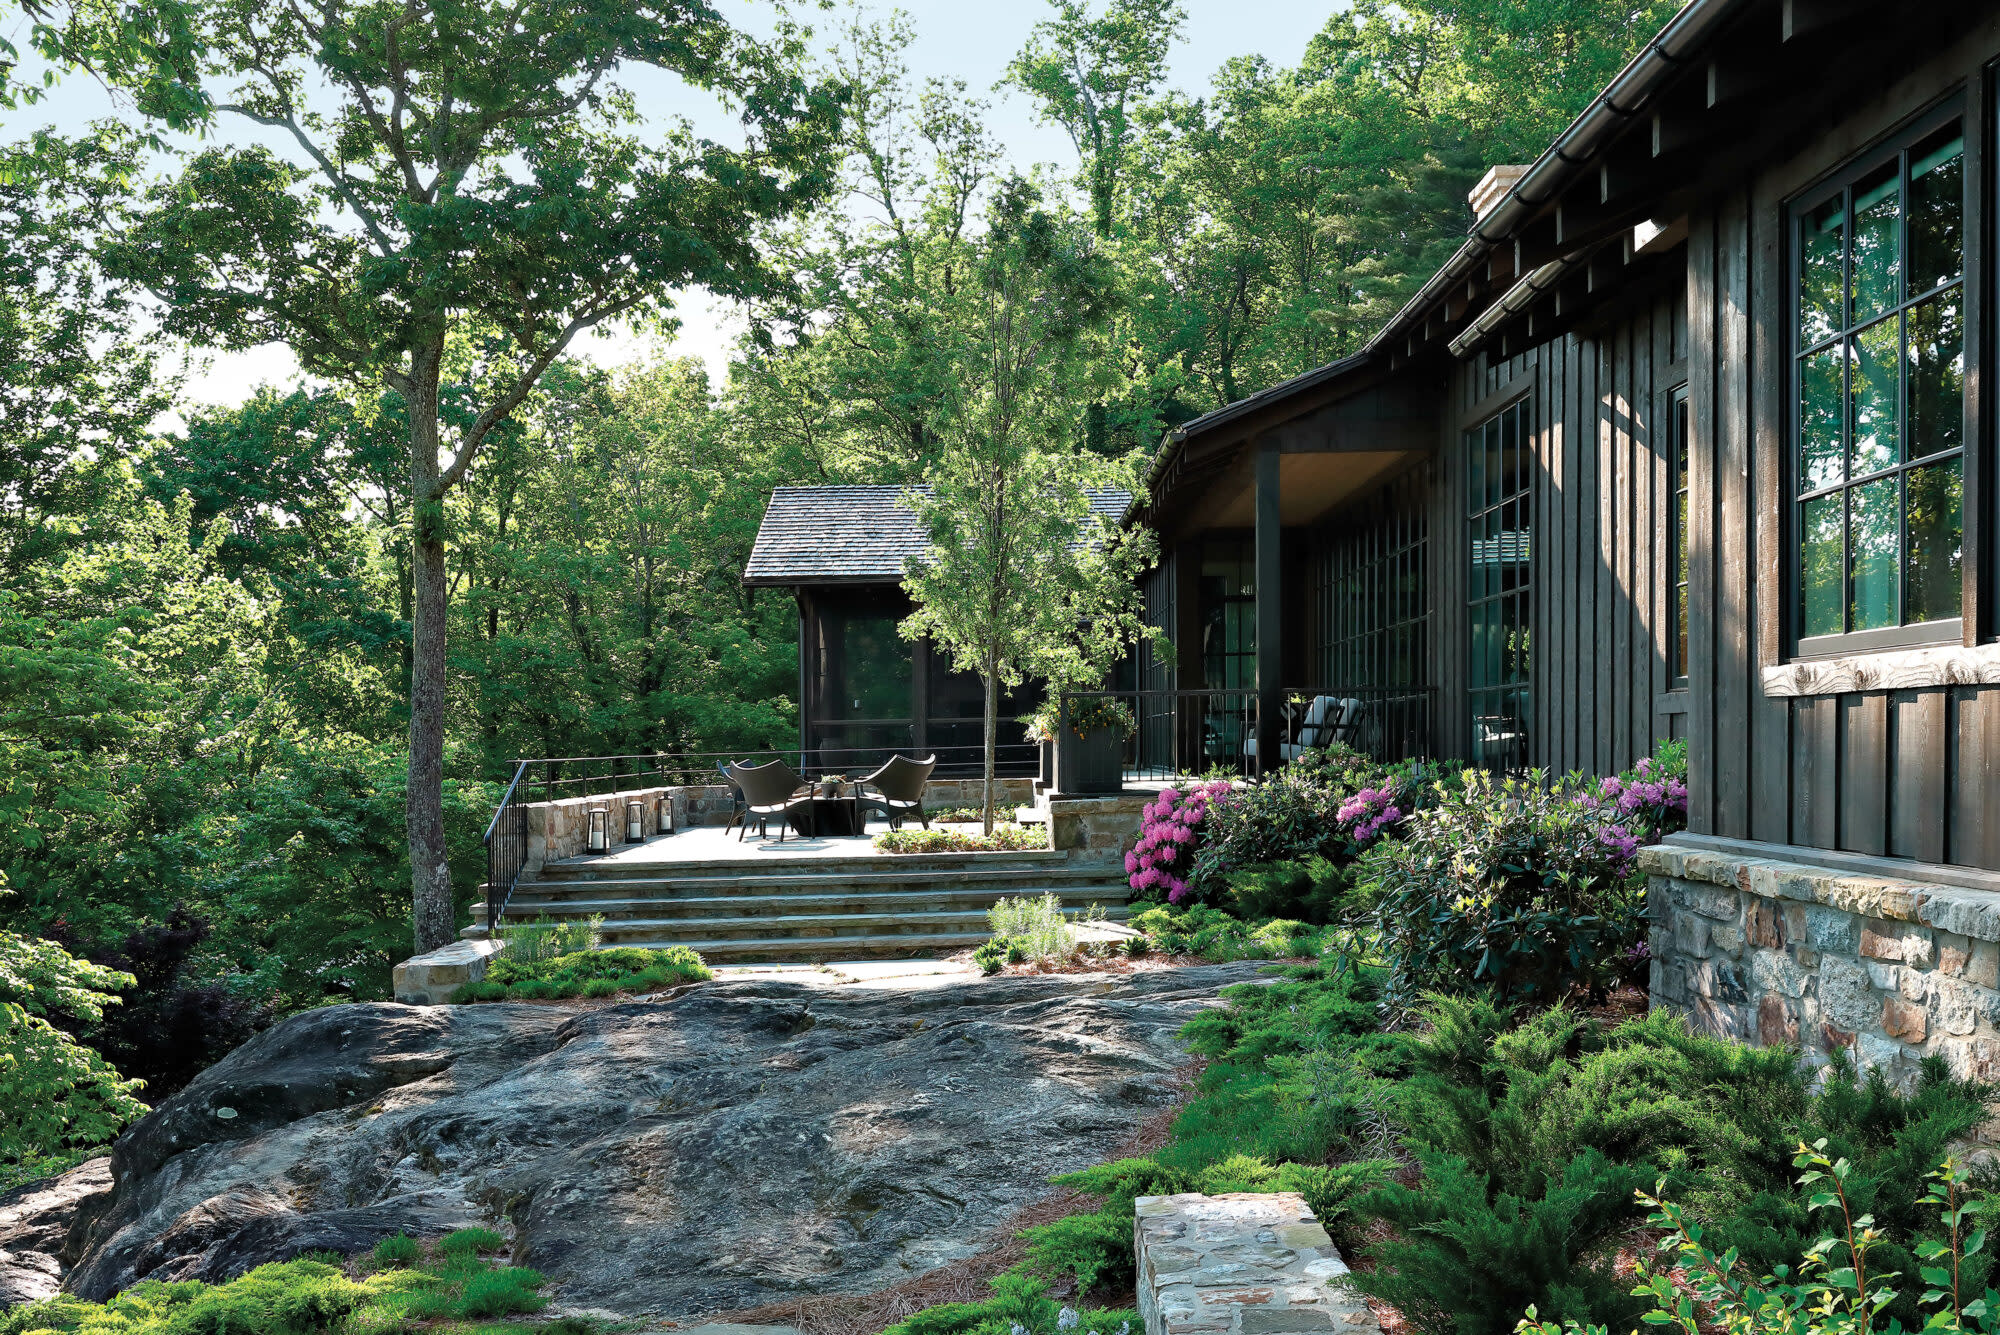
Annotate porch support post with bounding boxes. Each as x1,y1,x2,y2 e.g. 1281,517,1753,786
1254,438,1281,775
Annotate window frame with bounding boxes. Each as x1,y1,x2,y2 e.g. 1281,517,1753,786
1785,99,1971,660
1465,393,1534,769
1668,383,1691,688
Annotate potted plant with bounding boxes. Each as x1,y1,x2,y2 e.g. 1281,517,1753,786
1052,697,1135,796
819,773,847,799
1024,708,1058,789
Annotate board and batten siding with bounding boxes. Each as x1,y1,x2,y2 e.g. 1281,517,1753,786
1684,32,2000,873
1441,287,1687,779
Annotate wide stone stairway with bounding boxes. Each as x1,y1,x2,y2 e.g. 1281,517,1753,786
482,841,1136,963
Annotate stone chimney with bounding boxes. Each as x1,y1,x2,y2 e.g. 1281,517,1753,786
1469,165,1529,221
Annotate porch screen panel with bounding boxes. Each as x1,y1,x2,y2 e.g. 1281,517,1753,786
1315,465,1430,690
1467,398,1533,768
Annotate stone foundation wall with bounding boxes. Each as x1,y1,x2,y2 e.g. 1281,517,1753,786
921,777,1035,811
1642,843,2000,1092
1135,1192,1377,1335
1049,793,1151,865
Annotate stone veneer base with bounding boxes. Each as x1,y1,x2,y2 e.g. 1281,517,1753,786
1641,842,2000,1090
1135,1192,1378,1335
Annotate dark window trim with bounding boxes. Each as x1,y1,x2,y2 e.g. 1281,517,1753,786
1785,95,1972,658
1667,382,1691,690
1465,396,1534,769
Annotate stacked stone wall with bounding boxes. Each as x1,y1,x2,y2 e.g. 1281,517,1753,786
1048,794,1151,865
1642,844,2000,1092
1134,1192,1377,1335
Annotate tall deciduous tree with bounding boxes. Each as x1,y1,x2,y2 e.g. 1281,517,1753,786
106,0,844,952
1007,0,1185,240
899,180,1156,832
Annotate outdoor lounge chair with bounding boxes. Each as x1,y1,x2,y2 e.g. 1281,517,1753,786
857,754,936,830
724,759,813,842
1244,695,1363,762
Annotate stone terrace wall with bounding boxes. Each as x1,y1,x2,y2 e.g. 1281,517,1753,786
1642,844,2000,1091
1049,794,1151,866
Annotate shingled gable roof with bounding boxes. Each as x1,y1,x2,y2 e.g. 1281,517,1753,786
743,484,1132,587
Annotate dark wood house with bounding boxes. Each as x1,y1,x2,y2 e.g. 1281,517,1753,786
1130,0,2000,886
743,485,1127,774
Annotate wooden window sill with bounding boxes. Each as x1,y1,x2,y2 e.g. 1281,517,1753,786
1761,639,2000,697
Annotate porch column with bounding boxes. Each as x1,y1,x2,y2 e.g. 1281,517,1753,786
1254,439,1281,774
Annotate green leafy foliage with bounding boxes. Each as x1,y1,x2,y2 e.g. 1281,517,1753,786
1348,997,1995,1335
457,946,711,1004
875,1272,1137,1335
875,825,1048,854
1127,904,1327,961
1520,1152,2000,1335
0,878,146,1169
988,893,1078,964
1360,769,1653,1009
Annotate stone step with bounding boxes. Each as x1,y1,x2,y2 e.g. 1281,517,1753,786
521,865,1125,897
619,931,998,963
535,846,1077,879
584,905,1129,946
501,886,1129,924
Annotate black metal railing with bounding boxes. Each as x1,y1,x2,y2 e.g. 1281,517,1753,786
484,761,532,933
1058,685,1437,782
479,741,1041,928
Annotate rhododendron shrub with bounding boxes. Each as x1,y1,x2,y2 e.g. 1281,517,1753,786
1360,742,1690,1009
1127,781,1234,904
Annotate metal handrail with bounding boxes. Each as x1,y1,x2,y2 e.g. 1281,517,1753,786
484,761,532,933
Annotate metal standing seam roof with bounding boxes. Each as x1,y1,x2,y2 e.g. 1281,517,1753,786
743,484,1132,586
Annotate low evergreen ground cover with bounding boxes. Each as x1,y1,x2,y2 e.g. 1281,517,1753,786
0,1230,558,1335
450,946,710,1003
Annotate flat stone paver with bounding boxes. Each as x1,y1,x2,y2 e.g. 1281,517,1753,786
1136,1193,1378,1335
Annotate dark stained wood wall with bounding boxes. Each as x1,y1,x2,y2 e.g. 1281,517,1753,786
1681,35,2000,872
1441,286,1688,778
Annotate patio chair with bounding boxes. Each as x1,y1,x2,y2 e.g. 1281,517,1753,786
724,759,813,842
857,754,936,830
717,761,748,835
1244,695,1364,763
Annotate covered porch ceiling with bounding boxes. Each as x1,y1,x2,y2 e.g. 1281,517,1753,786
1139,356,1435,541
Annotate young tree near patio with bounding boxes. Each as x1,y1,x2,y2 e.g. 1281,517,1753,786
900,181,1157,834
105,0,843,952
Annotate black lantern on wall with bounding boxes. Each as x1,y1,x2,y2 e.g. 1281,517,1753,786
587,807,610,854
626,800,644,843
657,792,675,835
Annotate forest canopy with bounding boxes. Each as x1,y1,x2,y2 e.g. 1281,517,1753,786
0,0,1674,1173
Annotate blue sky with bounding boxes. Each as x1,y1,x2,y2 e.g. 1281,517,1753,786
0,0,1340,409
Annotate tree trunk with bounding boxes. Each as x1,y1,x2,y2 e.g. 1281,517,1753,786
406,344,457,955
982,651,1000,837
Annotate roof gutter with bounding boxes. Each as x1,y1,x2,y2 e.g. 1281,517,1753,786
1364,0,1745,360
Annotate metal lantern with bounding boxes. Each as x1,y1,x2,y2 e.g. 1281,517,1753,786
626,800,645,843
657,792,676,835
586,807,610,854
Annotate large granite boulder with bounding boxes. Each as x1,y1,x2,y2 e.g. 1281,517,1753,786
7,965,1262,1318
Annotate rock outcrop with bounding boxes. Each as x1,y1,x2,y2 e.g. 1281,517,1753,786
0,1159,111,1307
5,965,1263,1318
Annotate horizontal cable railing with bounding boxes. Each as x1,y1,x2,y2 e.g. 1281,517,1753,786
1058,685,1438,783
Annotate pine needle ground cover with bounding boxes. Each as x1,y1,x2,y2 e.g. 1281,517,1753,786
0,1230,561,1335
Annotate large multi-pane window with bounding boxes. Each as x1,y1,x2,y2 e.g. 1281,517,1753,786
1467,398,1533,767
1793,115,1965,648
1317,467,1430,689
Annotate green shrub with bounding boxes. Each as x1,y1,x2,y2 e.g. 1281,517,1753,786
452,1267,545,1319
1128,905,1325,962
437,1227,505,1258
876,1272,1135,1335
973,939,1008,975
1522,1151,2000,1335
875,824,1047,854
988,894,1074,963
1221,857,1350,923
495,915,601,965
1346,996,1996,1335
459,945,711,1003
369,1234,420,1268
1360,769,1647,1009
